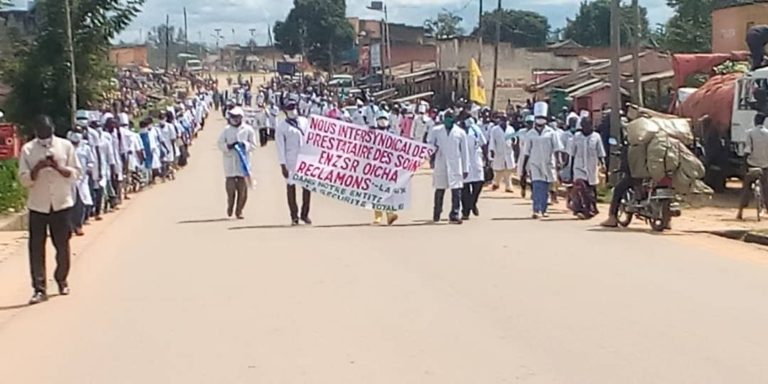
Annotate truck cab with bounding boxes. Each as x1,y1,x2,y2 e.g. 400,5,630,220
732,67,768,156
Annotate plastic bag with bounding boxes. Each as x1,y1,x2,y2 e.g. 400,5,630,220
646,133,681,182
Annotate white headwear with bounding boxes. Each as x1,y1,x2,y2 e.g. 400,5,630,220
533,101,549,118
228,107,244,117
118,112,130,127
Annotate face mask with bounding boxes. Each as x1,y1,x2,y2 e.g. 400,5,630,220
287,110,299,119
444,117,455,129
535,118,547,126
38,138,52,146
377,120,389,128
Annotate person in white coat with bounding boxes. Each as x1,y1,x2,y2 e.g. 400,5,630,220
429,111,470,224
521,102,564,219
515,115,533,197
566,118,606,219
276,101,312,226
351,99,366,127
372,113,399,226
460,112,487,219
68,132,94,236
412,103,434,143
488,114,516,192
218,107,257,219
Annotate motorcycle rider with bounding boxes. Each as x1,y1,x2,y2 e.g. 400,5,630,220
600,136,641,228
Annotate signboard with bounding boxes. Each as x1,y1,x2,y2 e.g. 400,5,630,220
292,115,435,211
370,43,382,69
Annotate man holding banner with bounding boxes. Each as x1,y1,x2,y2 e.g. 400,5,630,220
276,101,312,226
372,112,399,226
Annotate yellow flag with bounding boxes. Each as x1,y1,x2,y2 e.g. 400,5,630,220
469,58,487,106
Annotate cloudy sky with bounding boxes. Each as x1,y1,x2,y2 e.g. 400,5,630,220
116,0,672,45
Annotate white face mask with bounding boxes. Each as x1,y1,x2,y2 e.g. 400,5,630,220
376,120,389,128
535,118,547,126
38,138,52,147
287,110,299,119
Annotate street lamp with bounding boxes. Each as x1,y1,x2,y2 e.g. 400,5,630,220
367,1,391,89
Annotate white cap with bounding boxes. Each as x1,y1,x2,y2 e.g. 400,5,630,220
579,110,590,119
533,101,549,118
228,107,244,117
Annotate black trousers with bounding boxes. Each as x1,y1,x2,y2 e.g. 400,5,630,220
29,208,72,293
739,168,768,209
258,128,268,147
91,186,104,217
70,193,86,231
747,29,768,70
461,181,483,216
287,185,311,220
226,176,248,217
434,188,462,221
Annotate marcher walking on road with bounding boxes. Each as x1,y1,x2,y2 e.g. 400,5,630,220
430,111,469,224
276,101,312,226
18,115,81,305
488,113,516,192
68,132,94,236
218,107,256,220
372,112,399,226
461,111,487,220
522,102,564,219
566,118,605,219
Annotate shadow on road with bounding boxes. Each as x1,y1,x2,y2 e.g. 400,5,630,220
229,221,442,231
587,227,686,236
0,294,62,312
177,218,232,224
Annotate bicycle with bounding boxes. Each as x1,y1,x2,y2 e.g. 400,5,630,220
747,168,765,222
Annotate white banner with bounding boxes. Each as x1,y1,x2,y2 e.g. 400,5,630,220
291,115,435,211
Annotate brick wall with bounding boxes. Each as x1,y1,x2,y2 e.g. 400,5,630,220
712,3,768,53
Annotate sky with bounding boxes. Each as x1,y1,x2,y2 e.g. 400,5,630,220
116,0,673,46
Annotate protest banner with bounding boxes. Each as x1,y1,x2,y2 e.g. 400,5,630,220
292,115,435,211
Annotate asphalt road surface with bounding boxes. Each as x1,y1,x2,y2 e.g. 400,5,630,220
1,111,768,384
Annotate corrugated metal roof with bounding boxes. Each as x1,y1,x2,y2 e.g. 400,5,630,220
0,0,35,12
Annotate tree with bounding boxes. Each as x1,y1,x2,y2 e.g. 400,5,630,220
424,10,465,40
471,9,549,48
563,0,650,47
1,0,144,134
273,0,355,70
662,0,716,52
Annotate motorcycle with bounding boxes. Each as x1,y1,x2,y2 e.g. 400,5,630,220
616,177,682,232
608,138,681,232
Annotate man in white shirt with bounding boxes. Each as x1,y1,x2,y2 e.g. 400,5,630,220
521,102,564,219
738,112,768,220
218,107,256,219
18,115,81,305
276,101,312,226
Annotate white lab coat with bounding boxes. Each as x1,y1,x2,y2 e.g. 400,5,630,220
488,124,515,171
73,143,94,205
389,112,402,136
429,125,469,190
567,131,606,186
363,104,379,127
516,128,531,177
98,131,116,188
524,126,564,183
351,108,366,127
412,114,434,142
465,124,487,183
276,117,309,185
218,124,257,178
157,123,176,162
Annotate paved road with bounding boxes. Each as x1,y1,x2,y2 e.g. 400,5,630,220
1,111,768,383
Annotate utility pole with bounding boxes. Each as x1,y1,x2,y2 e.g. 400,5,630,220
631,0,643,107
490,0,501,109
63,0,77,131
164,14,170,73
478,0,483,65
183,7,189,52
267,24,277,72
609,0,622,165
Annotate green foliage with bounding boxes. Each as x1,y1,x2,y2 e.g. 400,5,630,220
713,60,750,75
0,159,26,213
662,0,716,53
145,23,209,68
1,0,144,135
273,0,355,70
424,10,465,40
472,9,549,48
563,0,650,47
